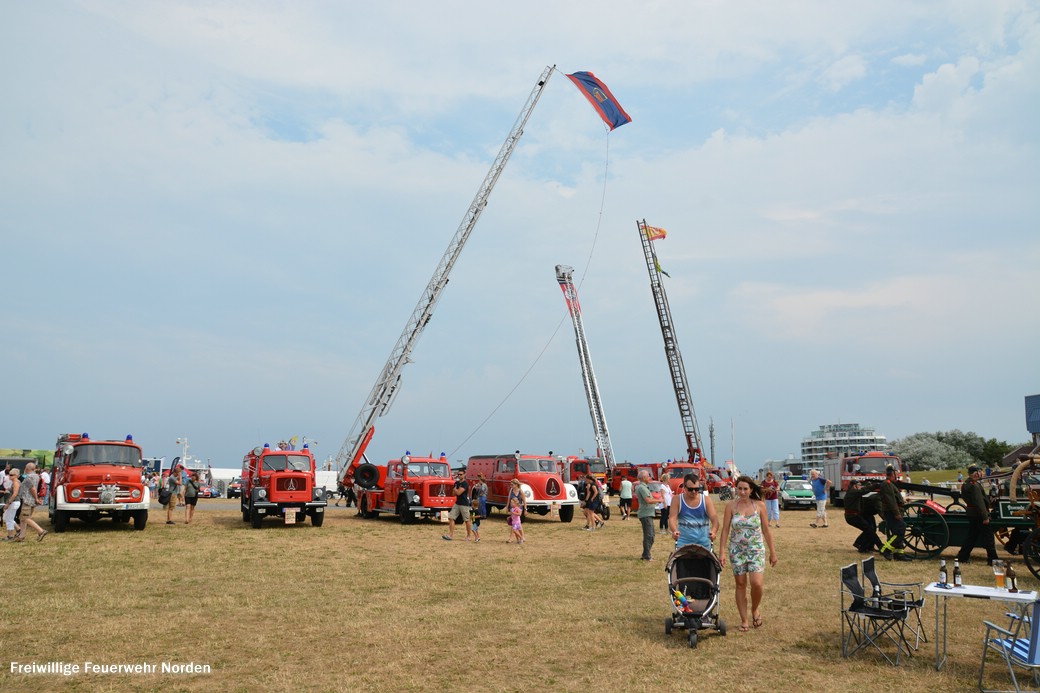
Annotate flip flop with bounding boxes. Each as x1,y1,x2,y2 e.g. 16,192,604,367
739,623,750,632
753,615,763,628
37,530,48,542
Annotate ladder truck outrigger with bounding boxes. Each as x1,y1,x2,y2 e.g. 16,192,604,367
635,220,729,497
555,264,617,472
336,66,555,491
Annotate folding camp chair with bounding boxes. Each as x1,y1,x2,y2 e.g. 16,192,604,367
862,556,928,650
840,562,912,665
980,600,1040,693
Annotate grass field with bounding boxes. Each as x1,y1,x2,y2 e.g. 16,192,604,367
0,496,1030,692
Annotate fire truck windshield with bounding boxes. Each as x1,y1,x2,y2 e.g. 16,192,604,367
261,455,310,472
407,462,449,477
70,444,143,467
587,460,607,474
856,458,898,474
518,459,557,473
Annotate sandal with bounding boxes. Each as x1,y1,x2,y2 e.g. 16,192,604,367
739,623,750,632
753,615,763,628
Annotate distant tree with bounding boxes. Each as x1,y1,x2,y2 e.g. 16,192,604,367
892,430,1020,471
890,433,973,471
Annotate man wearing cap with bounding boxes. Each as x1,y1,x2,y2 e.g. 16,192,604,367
879,466,911,561
957,465,997,565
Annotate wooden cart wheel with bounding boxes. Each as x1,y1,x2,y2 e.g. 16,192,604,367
995,526,1013,551
1009,456,1040,501
1021,528,1040,581
900,500,950,560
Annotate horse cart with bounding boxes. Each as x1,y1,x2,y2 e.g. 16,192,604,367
884,456,1040,578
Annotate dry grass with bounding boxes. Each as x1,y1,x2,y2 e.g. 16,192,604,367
0,499,1030,692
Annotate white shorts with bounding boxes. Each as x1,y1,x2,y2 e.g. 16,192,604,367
3,500,21,530
816,499,828,515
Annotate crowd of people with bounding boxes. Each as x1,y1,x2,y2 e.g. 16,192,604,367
2,461,49,542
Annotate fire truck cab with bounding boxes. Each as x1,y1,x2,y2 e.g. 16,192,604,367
48,432,150,532
241,443,327,528
466,453,579,522
356,452,457,523
822,451,903,506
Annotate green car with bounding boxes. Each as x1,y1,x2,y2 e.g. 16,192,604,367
779,479,815,510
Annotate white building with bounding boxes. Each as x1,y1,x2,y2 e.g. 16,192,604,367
801,423,888,463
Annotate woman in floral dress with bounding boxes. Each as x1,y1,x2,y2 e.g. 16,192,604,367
719,476,778,632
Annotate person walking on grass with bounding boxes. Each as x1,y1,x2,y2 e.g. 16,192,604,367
669,472,718,551
508,497,524,544
3,468,23,541
442,470,471,541
809,469,831,528
183,471,200,524
619,476,633,520
471,497,482,543
583,473,604,530
761,471,780,528
658,473,674,533
16,462,47,541
719,476,778,632
957,465,998,565
635,469,657,560
165,464,183,525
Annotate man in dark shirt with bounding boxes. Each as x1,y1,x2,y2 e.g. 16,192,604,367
844,480,882,553
442,470,472,541
957,465,997,565
879,467,911,561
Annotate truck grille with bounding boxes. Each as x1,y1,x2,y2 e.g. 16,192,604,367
77,486,137,503
429,483,451,498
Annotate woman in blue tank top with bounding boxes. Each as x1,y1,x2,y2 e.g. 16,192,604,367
668,472,719,551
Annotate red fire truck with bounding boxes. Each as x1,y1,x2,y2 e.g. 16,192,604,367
48,432,150,532
822,451,904,505
466,453,579,522
356,452,457,523
240,443,328,528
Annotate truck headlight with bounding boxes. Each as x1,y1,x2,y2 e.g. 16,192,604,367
71,488,82,499
257,488,267,500
131,489,142,499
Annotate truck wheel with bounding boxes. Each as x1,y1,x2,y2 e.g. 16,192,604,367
242,509,249,522
361,496,377,519
559,505,575,523
52,510,69,533
397,499,415,525
250,509,263,529
310,510,325,527
132,510,147,530
355,463,380,489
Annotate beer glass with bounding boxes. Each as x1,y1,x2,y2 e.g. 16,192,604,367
993,559,1006,590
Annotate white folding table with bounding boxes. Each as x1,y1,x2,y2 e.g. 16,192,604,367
925,582,1038,671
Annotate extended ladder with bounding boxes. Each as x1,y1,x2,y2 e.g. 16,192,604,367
336,66,556,482
555,265,616,471
636,219,704,462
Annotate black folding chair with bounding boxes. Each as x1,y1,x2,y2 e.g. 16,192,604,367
862,556,927,650
980,600,1040,692
840,562,912,665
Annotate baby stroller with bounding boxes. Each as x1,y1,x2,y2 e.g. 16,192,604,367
664,543,727,647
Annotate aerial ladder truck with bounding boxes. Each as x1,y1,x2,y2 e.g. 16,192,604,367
336,66,555,489
555,264,617,474
636,219,706,473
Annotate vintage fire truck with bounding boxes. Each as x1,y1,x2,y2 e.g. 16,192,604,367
355,452,457,523
466,453,579,522
48,432,150,532
240,443,327,528
822,450,904,505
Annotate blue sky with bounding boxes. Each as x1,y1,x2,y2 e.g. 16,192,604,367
2,1,1037,472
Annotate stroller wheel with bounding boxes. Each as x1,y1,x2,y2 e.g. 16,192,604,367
664,617,673,635
717,618,727,636
688,631,698,648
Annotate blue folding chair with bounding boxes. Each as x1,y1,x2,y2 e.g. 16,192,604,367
980,600,1040,692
